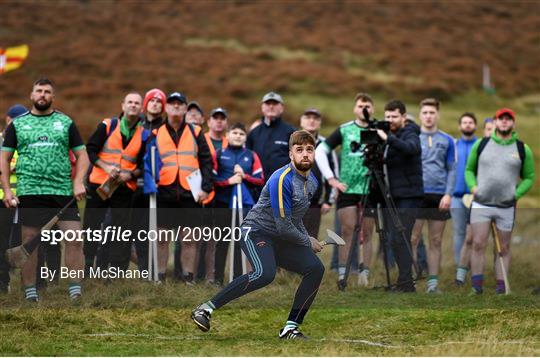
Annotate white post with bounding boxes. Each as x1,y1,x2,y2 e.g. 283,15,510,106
228,194,237,283
482,63,490,90
236,183,247,274
148,146,158,282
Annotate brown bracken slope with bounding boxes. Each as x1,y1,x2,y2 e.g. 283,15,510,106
0,0,538,136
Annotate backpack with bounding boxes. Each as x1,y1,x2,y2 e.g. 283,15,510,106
105,117,119,137
476,137,526,178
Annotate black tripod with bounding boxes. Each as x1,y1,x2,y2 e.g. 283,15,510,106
341,159,420,291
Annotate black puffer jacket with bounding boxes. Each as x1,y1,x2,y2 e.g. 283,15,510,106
385,121,424,199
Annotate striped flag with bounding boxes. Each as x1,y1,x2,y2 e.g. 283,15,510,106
0,44,29,74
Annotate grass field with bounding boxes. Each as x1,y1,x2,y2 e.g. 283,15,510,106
1,211,539,356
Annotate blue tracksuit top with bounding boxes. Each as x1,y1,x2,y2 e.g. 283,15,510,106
453,136,477,197
420,130,456,195
242,163,318,247
213,145,264,206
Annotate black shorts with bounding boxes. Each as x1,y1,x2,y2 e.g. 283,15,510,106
18,195,80,227
336,193,376,217
416,193,451,221
157,196,203,229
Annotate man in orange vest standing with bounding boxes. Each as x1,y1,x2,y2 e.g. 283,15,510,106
195,108,229,284
84,92,149,275
144,92,214,284
204,108,229,156
174,100,207,280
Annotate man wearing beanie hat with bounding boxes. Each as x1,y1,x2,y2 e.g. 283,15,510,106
142,88,166,131
130,89,166,272
466,108,535,295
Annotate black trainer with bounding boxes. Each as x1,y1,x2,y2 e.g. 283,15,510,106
184,273,195,286
337,279,347,291
158,273,166,283
279,326,308,340
393,283,416,293
191,305,211,332
0,281,9,294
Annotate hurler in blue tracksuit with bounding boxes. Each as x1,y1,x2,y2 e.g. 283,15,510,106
191,130,324,340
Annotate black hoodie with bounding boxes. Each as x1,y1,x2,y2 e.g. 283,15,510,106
384,120,424,199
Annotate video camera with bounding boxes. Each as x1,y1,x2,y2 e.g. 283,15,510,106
350,108,390,152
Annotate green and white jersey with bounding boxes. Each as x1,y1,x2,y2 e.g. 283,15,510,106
1,110,85,196
323,120,370,195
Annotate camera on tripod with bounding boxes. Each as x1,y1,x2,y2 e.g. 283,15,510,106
350,108,390,171
341,109,420,292
350,108,390,152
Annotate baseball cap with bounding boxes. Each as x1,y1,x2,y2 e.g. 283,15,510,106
494,108,515,120
483,117,493,123
143,88,166,113
6,104,28,119
166,92,187,104
210,107,228,118
303,108,321,117
187,101,203,115
262,91,284,104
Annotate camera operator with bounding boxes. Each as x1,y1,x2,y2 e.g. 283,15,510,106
375,100,423,292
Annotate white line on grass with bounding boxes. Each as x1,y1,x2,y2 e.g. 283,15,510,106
84,333,536,349
318,338,399,348
85,333,396,347
86,333,204,340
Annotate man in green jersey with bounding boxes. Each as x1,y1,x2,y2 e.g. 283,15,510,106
315,93,375,290
0,78,89,302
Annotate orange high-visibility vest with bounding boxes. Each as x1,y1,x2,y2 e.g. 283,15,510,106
201,132,228,205
89,118,143,191
156,123,201,191
203,132,228,158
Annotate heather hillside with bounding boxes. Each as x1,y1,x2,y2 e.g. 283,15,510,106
1,0,539,133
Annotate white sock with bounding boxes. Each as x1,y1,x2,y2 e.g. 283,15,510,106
201,301,215,313
456,267,468,282
283,320,298,331
338,266,346,280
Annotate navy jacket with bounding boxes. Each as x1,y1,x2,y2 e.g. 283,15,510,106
246,117,295,182
213,145,264,206
385,121,424,199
